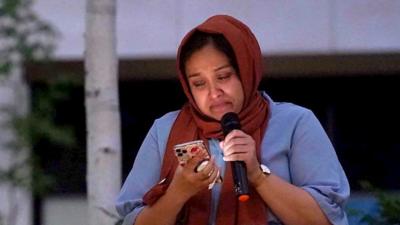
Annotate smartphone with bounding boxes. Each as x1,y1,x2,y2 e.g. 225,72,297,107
173,140,209,166
174,140,222,187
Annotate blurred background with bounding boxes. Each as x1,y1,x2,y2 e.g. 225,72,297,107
1,0,399,224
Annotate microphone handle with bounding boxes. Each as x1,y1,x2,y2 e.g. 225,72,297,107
231,161,250,201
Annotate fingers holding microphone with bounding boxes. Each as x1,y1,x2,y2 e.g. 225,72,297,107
219,128,262,189
220,112,251,201
219,129,256,163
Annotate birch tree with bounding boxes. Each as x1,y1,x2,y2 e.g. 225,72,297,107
0,1,56,224
0,59,31,225
85,0,122,224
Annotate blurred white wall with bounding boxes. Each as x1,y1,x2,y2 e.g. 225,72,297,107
43,196,87,225
33,0,400,59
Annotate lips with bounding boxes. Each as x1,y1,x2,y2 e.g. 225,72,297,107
210,101,232,113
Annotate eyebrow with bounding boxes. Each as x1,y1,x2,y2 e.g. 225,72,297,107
215,64,232,72
187,64,232,79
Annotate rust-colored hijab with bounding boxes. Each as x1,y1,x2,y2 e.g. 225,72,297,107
143,15,269,225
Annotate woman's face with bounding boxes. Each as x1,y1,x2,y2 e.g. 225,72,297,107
184,43,244,121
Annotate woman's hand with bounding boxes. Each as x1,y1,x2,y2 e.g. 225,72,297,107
219,129,261,185
168,154,220,201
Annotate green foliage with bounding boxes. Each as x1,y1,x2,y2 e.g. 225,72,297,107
0,76,79,195
15,77,80,149
0,0,79,197
0,0,58,76
358,181,400,225
0,0,82,224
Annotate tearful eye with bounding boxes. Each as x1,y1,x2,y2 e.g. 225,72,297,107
219,75,229,80
217,72,233,81
193,81,205,88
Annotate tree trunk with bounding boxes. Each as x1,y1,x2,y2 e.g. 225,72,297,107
84,0,121,224
0,63,32,225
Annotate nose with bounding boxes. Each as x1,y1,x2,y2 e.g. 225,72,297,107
208,82,223,99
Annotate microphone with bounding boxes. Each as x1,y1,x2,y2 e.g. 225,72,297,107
220,112,250,202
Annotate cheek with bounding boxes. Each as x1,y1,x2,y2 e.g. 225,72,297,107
235,85,245,109
191,90,206,109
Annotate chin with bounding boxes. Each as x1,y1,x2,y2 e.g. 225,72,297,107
210,112,230,121
208,107,237,121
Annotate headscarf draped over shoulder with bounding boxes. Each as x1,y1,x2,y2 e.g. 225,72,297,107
144,15,269,225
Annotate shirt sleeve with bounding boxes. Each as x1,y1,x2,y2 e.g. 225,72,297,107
289,109,350,225
115,110,181,224
115,120,161,225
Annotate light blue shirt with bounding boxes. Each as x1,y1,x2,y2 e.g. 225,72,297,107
116,92,350,225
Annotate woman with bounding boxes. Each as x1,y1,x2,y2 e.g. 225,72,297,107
116,15,350,225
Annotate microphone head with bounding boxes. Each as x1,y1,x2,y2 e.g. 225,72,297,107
220,112,241,136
